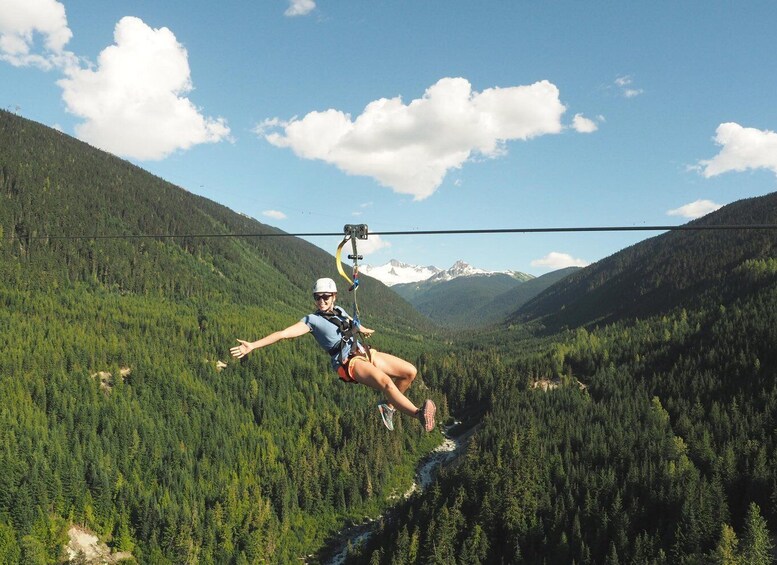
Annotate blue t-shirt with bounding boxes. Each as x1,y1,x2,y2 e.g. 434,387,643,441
302,306,360,370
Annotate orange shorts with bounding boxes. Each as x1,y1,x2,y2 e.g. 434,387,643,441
337,347,375,383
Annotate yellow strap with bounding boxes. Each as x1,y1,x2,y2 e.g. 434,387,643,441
335,236,353,285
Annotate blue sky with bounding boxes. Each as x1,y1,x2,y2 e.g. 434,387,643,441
2,0,776,275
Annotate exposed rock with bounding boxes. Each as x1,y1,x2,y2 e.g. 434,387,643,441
90,367,130,394
532,377,561,391
66,525,134,564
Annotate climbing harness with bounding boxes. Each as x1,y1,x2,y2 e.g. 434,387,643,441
318,306,365,363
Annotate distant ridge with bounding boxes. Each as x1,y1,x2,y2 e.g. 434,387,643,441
362,258,532,287
512,192,777,332
376,260,575,327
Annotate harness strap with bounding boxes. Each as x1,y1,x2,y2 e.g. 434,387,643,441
335,237,354,287
318,308,361,363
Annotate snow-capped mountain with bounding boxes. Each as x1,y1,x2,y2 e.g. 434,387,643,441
362,259,532,286
363,259,576,327
428,260,496,282
360,259,442,286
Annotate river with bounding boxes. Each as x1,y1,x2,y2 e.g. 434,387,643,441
316,424,474,564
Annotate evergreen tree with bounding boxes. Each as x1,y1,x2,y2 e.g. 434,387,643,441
460,524,489,564
740,503,774,565
0,521,20,565
19,535,47,565
711,524,740,565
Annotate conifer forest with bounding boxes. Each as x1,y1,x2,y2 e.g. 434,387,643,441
1,109,776,563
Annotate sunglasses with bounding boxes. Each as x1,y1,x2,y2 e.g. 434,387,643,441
313,293,334,301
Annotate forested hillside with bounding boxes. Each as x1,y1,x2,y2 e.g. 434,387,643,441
393,273,524,327
0,109,443,563
0,109,431,335
513,193,777,332
391,268,566,328
481,266,578,326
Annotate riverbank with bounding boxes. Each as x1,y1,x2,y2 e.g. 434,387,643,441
314,423,478,564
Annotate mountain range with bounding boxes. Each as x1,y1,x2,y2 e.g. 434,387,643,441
3,108,777,563
364,259,576,327
360,259,442,286
361,258,531,286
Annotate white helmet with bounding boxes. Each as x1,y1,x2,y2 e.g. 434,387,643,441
312,277,337,294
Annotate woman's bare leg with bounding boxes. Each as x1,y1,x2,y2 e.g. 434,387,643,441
350,359,419,417
370,351,417,395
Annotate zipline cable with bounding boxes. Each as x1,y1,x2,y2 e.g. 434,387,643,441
26,223,777,241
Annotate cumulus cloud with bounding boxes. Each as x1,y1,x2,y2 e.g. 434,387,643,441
1,6,228,160
257,77,567,200
262,210,287,220
572,113,598,133
531,252,589,270
56,16,230,161
357,234,391,256
0,0,75,69
698,122,777,178
667,199,722,219
615,75,643,98
285,0,316,16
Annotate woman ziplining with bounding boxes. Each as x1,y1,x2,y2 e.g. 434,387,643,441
231,225,435,432
230,277,436,432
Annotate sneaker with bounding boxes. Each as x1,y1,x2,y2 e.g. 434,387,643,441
417,399,436,432
378,402,397,431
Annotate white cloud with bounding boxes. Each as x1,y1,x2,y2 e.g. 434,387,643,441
667,199,722,219
572,113,598,133
258,77,567,200
0,0,75,69
531,252,589,270
262,210,287,220
56,16,230,161
614,75,643,98
285,0,316,17
356,234,391,256
698,122,777,178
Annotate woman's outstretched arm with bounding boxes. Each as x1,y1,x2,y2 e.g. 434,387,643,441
230,320,310,359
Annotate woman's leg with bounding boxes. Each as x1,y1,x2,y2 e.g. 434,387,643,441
350,359,419,417
370,350,417,395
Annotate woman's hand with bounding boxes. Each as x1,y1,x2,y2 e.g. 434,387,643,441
359,327,375,338
230,339,255,359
